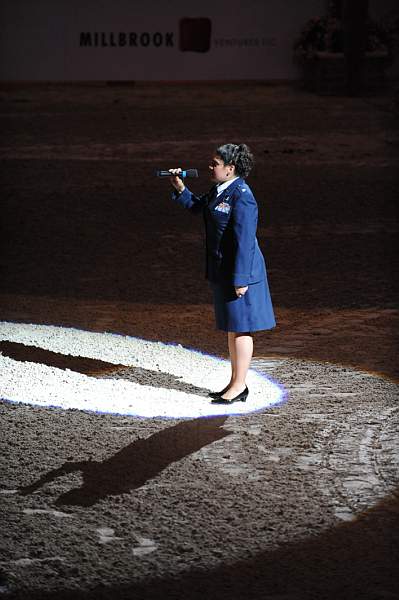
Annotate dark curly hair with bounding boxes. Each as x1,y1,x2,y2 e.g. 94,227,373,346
215,143,254,178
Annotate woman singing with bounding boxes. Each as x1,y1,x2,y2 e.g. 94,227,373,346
169,143,275,404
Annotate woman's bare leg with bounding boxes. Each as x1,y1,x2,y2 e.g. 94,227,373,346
227,331,237,386
215,333,236,395
221,332,253,400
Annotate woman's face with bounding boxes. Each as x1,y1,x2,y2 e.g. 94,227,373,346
209,155,235,183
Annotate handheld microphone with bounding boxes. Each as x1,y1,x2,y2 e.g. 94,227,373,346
156,169,199,178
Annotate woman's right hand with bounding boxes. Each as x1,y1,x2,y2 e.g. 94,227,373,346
168,168,185,194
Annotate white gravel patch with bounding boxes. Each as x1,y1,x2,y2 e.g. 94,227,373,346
0,321,284,418
23,509,73,518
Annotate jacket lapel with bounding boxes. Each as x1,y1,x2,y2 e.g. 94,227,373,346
207,185,218,204
209,178,244,208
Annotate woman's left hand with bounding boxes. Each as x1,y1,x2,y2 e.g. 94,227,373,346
235,286,248,298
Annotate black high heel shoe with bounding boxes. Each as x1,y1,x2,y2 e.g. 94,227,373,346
211,386,249,405
208,385,230,399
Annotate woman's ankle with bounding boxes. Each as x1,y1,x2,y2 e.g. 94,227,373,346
229,381,246,390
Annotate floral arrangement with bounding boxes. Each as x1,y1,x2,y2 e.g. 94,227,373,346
294,15,393,60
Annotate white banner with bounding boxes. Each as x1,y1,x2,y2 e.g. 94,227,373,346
0,0,396,81
0,0,327,80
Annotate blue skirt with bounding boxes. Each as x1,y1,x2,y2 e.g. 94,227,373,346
211,277,276,333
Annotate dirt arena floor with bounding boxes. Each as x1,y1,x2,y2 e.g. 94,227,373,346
0,82,398,599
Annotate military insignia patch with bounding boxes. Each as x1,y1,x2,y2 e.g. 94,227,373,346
214,202,231,214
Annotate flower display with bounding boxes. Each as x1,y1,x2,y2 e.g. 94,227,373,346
294,15,393,60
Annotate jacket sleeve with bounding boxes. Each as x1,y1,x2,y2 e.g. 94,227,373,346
231,189,258,287
171,187,208,215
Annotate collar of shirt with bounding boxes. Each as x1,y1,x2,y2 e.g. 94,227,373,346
216,176,239,197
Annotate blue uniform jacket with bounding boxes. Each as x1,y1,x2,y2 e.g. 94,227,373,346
172,177,267,287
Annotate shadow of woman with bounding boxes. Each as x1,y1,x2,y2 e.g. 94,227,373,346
19,416,231,507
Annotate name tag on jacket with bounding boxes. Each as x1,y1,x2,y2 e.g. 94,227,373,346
214,201,231,214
